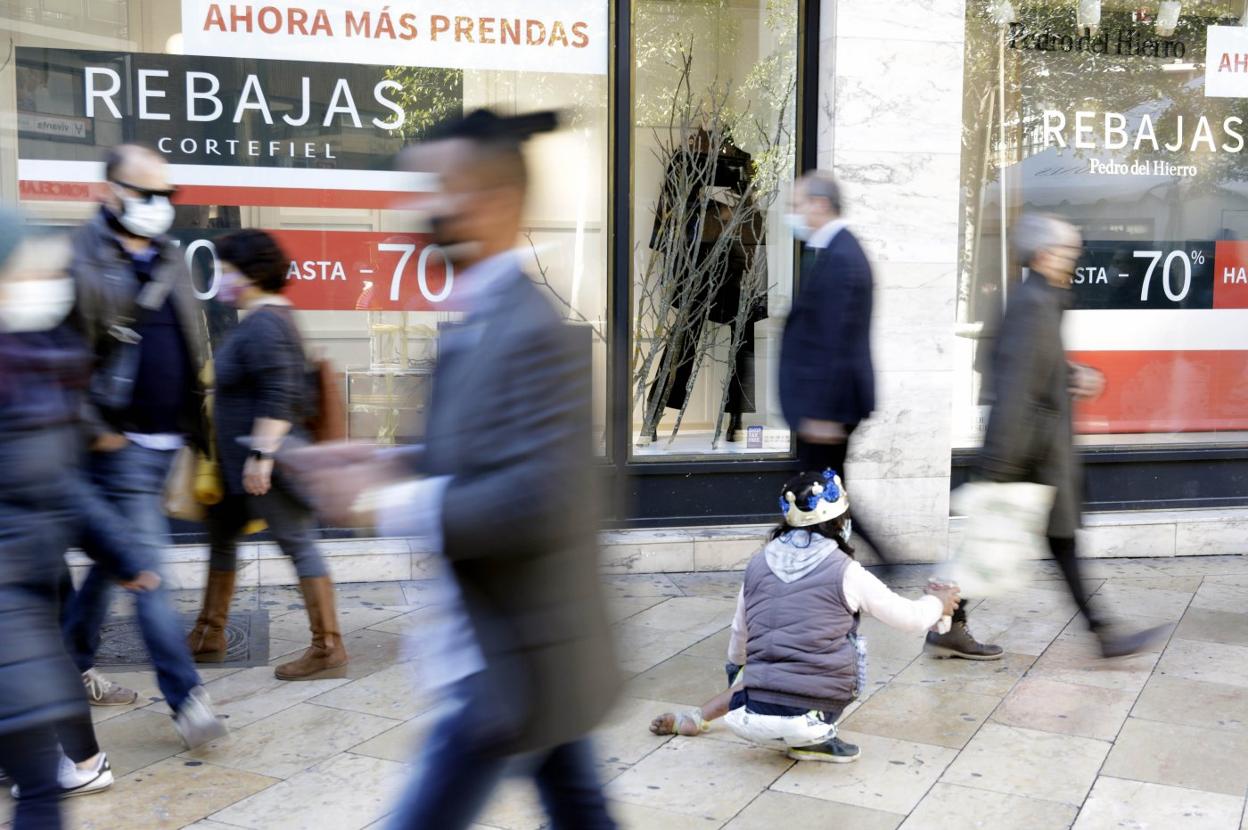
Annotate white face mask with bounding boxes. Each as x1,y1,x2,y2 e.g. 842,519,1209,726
785,212,811,241
839,518,853,544
113,190,175,238
0,277,75,333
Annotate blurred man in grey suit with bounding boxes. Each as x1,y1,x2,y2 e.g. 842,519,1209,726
289,110,619,830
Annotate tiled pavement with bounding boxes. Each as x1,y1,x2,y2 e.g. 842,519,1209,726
9,556,1248,828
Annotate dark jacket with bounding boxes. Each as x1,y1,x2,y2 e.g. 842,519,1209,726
779,229,876,428
742,539,858,711
413,267,618,756
979,275,1080,538
0,329,98,733
68,210,209,448
213,306,309,495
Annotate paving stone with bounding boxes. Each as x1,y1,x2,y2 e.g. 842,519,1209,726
1173,606,1248,648
608,801,724,829
613,622,710,676
667,572,745,601
65,757,277,829
308,663,433,721
771,730,956,815
349,710,440,764
210,752,408,829
901,782,1077,830
626,597,739,639
1102,717,1248,796
724,790,902,830
625,654,732,707
1154,638,1248,688
200,666,350,730
841,681,1000,749
91,707,189,778
1074,776,1245,830
1089,583,1195,623
600,574,685,600
941,723,1110,805
992,676,1136,741
183,702,396,779
890,651,1034,697
1028,635,1161,692
681,627,733,661
609,738,793,822
268,605,404,641
1133,674,1248,732
592,696,683,766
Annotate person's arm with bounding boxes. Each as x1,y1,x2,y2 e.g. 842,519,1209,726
842,561,944,632
242,314,299,495
727,585,748,666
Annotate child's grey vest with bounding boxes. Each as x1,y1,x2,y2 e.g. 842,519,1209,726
741,548,858,711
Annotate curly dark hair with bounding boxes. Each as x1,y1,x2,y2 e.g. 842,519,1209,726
216,229,289,294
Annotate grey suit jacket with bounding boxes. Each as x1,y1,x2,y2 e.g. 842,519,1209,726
415,265,618,755
979,275,1080,538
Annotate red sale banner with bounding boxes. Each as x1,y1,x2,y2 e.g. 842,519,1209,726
179,228,462,312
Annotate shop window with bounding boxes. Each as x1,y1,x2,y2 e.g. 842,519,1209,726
6,1,610,451
630,0,800,460
958,0,1248,449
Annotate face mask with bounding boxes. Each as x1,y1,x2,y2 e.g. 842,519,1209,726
112,189,175,238
839,518,853,544
0,277,75,333
785,212,811,242
216,271,247,307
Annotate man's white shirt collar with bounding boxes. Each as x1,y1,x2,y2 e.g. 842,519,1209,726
807,218,849,250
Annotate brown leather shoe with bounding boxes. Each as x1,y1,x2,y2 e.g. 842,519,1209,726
274,576,349,681
925,619,1004,661
187,570,236,663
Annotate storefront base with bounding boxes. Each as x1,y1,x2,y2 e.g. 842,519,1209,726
78,506,1248,590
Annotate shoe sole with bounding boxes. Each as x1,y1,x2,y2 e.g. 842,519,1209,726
63,770,113,799
192,651,228,664
786,749,860,763
924,644,1005,661
274,663,349,681
86,697,139,707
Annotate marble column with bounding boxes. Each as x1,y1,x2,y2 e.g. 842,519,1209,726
817,0,966,561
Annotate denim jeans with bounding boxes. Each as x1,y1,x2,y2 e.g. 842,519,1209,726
0,724,63,830
386,676,616,830
61,442,201,711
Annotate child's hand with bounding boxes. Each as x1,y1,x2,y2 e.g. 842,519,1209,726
925,581,961,617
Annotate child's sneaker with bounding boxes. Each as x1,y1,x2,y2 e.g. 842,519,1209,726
787,737,861,763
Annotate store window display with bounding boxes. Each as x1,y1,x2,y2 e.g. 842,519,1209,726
631,0,800,459
957,0,1248,449
4,1,610,451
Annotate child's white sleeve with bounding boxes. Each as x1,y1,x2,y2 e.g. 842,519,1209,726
727,586,748,665
843,561,943,632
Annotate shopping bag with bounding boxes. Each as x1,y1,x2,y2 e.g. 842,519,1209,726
164,446,206,521
946,480,1056,598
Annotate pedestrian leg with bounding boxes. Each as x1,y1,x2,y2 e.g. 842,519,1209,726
533,739,616,830
1047,535,1104,631
0,724,64,830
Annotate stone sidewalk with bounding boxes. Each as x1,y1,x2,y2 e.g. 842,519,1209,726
7,555,1248,829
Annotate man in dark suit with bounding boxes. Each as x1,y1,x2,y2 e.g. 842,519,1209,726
978,213,1167,658
780,172,1002,659
289,111,619,830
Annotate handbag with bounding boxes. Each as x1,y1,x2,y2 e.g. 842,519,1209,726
945,480,1056,598
163,445,205,521
307,357,346,442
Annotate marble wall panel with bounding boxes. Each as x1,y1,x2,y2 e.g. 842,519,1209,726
850,370,954,481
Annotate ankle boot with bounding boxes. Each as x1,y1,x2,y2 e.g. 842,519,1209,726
186,570,236,663
925,618,1004,661
274,576,349,681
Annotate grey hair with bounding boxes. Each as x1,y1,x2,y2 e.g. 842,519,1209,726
798,171,843,215
1011,213,1072,267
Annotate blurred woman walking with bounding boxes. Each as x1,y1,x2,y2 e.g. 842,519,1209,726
184,229,347,680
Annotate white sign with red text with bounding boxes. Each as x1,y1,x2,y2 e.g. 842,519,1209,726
1205,25,1248,97
181,0,608,75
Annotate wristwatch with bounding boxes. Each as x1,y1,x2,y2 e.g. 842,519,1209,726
248,449,274,462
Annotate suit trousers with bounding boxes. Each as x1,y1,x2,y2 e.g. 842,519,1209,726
386,675,615,830
795,428,895,565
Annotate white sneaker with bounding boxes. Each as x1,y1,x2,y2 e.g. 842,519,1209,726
173,686,228,749
10,753,113,799
82,668,138,706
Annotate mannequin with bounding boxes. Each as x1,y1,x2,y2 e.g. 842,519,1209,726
645,128,767,443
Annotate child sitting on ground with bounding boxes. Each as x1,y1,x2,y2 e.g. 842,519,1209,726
650,470,959,762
